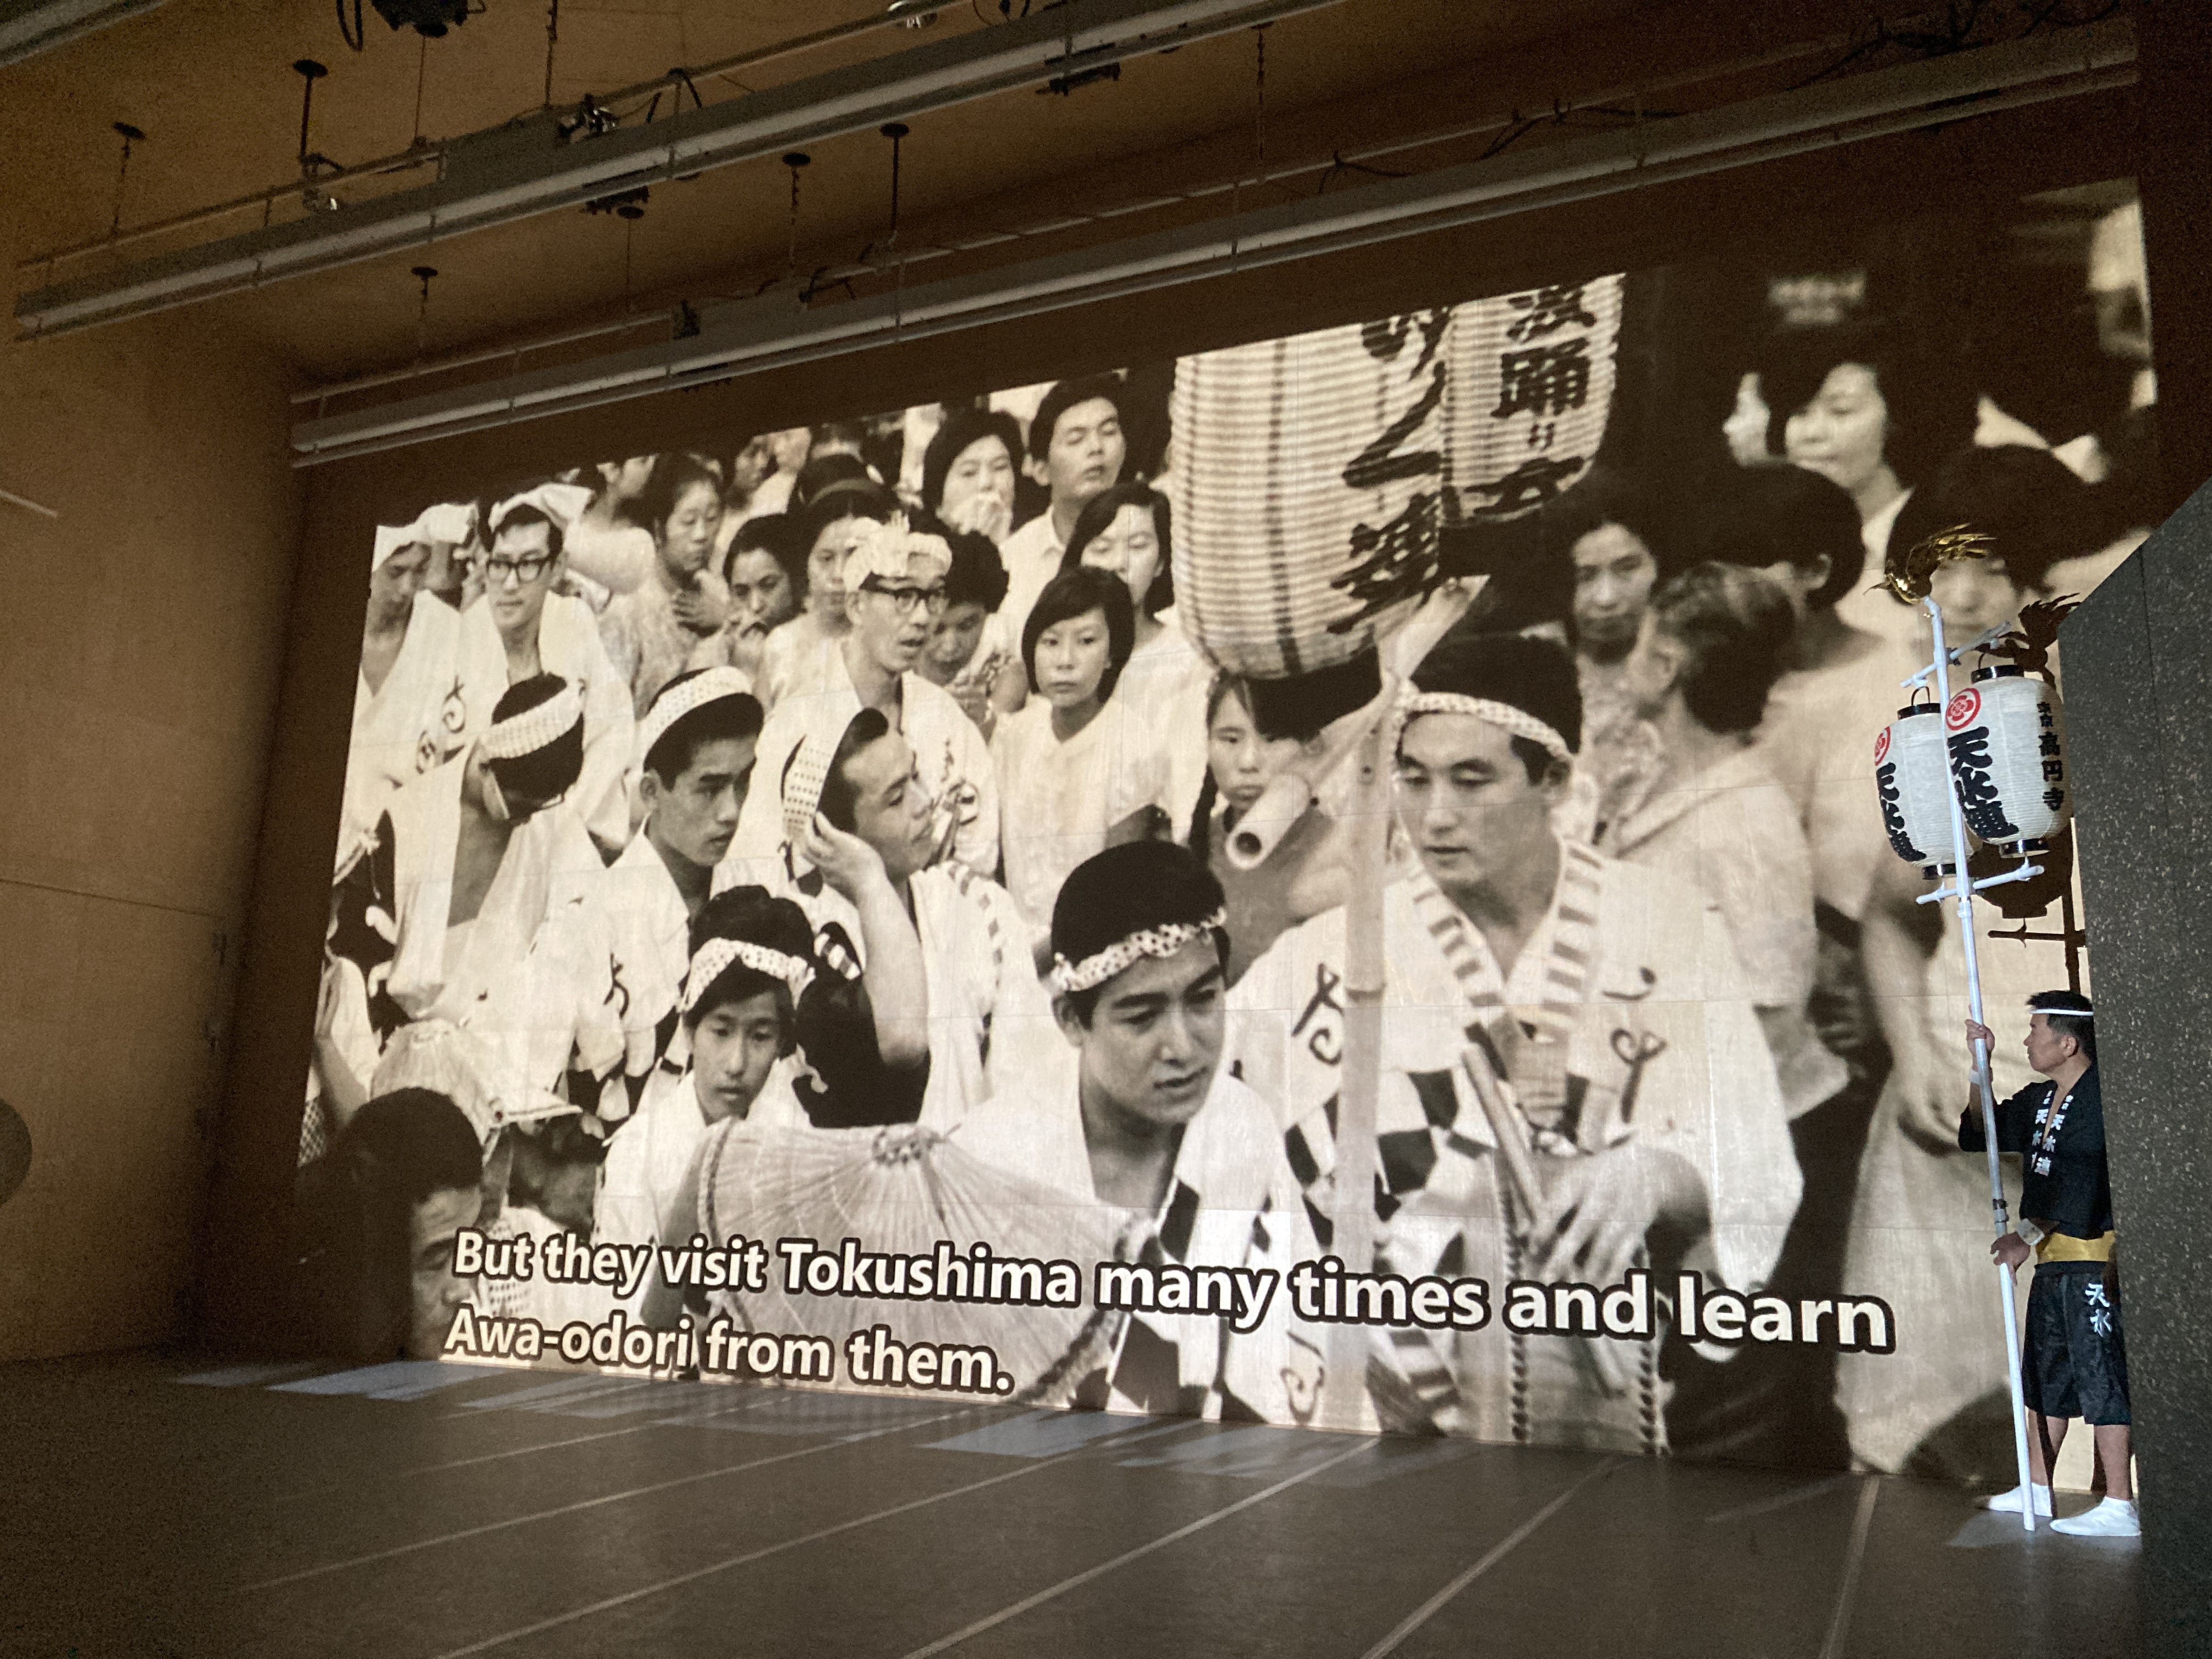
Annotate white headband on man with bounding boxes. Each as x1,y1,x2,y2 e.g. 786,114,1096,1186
488,482,592,540
1391,690,1573,765
682,935,814,1011
373,524,417,571
844,512,951,589
1048,907,1228,996
478,681,584,761
638,667,754,772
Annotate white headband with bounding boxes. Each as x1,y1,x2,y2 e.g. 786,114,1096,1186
639,667,754,772
373,524,419,571
478,682,584,761
682,936,814,1011
1391,690,1573,765
488,482,593,539
415,501,473,545
1049,907,1228,996
844,511,951,589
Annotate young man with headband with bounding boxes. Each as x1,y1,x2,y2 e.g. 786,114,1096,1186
1229,634,1797,1450
318,674,625,1138
730,515,1000,884
341,506,475,877
1965,991,2136,1535
599,887,819,1259
958,842,1323,1423
602,667,764,1119
457,484,638,858
761,706,1064,1130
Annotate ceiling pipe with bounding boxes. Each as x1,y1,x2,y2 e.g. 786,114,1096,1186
15,0,1342,340
286,19,2136,466
0,0,166,69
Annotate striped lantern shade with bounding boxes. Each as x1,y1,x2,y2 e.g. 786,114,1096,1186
1945,666,2070,848
1443,274,1624,523
1874,705,1956,874
1170,314,1451,685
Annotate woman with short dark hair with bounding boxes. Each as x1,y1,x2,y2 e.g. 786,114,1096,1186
990,568,1171,930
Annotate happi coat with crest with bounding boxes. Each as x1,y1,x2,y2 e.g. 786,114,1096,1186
1228,837,1799,1452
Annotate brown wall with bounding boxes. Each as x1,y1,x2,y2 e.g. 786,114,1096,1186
0,312,304,1361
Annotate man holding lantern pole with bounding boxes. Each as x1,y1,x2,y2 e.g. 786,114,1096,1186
1963,991,2137,1536
1228,633,1799,1451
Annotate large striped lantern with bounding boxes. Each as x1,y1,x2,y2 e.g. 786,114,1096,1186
1874,704,1957,875
1170,315,1448,699
1945,666,2071,850
1442,274,1623,524
1169,279,1623,726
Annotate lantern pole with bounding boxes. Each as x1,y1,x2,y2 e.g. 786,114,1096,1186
1916,595,2039,1532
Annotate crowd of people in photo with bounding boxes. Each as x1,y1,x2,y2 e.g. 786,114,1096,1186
295,195,2159,1468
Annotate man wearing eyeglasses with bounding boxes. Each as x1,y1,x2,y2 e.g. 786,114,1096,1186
727,516,1000,888
455,487,637,860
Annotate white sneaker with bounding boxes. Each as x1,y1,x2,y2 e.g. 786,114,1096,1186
1983,1483,2054,1516
2052,1497,2140,1537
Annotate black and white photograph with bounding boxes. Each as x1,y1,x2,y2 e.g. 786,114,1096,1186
296,174,2157,1476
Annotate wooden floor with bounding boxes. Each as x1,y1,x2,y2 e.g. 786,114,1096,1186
0,1349,2142,1658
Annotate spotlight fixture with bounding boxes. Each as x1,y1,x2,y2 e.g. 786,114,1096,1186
888,0,939,27
371,0,467,37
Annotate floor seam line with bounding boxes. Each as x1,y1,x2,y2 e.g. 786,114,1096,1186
1356,1455,1619,1659
233,1403,983,1592
897,1436,1378,1658
1817,1475,1881,1659
425,1440,1111,1659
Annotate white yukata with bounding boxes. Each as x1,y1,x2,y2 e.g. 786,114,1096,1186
1832,489,1922,651
341,591,473,876
995,510,1065,650
598,827,695,1120
771,860,1069,1130
1228,840,1799,1453
755,613,845,713
1114,618,1214,839
1600,744,1848,1120
955,1070,1327,1424
990,695,1172,932
457,591,637,854
599,1065,805,1255
352,757,626,1120
729,647,1001,884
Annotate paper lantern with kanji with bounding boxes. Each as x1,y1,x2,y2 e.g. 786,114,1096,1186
1945,667,2071,849
1170,314,1449,691
1442,273,1623,523
1169,281,1622,731
1874,704,1956,874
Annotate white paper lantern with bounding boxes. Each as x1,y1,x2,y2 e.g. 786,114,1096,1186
1945,667,2070,848
1170,314,1450,682
1442,273,1623,523
1874,705,1956,873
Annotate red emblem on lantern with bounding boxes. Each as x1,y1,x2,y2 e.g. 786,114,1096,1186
1873,727,1891,764
1946,688,1981,731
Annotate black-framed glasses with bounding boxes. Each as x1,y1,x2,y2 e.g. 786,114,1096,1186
484,552,555,585
860,578,950,617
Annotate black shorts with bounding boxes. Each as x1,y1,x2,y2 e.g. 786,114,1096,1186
2023,1260,2130,1426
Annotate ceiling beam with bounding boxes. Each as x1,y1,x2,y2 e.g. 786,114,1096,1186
0,0,164,68
14,0,1339,340
287,18,2136,465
